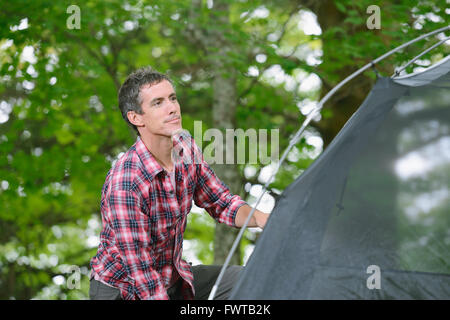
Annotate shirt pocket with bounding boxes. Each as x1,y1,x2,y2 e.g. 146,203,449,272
180,172,196,198
148,210,175,253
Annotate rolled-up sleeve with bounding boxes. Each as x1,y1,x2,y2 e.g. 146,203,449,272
105,189,169,300
193,158,247,228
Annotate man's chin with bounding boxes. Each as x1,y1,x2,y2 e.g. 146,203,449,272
162,126,183,138
170,127,185,137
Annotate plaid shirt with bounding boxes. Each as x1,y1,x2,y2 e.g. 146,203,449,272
90,133,247,300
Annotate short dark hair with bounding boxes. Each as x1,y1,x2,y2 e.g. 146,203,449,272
118,67,173,135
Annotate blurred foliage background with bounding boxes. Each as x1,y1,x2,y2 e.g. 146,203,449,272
0,0,448,299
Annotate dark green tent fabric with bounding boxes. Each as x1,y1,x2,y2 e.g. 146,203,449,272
230,56,450,299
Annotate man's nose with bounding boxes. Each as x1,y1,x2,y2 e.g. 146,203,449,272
167,99,178,113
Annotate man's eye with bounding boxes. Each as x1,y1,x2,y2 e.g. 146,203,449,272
171,96,177,101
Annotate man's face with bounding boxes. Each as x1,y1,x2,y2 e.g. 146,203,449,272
131,80,182,138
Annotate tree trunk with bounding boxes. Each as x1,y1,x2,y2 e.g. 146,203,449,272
209,0,242,265
185,0,243,265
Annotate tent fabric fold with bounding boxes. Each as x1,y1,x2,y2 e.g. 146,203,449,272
230,57,450,300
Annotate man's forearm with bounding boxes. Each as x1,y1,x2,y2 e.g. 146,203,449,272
235,204,268,229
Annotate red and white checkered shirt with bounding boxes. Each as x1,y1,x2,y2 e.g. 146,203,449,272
90,133,247,300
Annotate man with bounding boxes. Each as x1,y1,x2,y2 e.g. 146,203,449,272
89,67,269,300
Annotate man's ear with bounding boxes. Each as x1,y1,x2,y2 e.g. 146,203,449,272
127,110,144,127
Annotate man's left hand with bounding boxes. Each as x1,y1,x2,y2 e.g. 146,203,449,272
254,209,270,229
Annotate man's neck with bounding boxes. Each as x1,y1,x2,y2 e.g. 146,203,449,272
139,131,174,172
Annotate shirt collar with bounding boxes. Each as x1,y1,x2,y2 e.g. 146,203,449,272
134,135,183,181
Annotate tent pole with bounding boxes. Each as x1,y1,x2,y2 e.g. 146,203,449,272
207,24,450,300
316,25,449,115
392,36,450,78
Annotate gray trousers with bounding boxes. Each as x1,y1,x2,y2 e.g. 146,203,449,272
89,265,242,300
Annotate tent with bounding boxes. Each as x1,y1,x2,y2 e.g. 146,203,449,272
226,53,450,298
